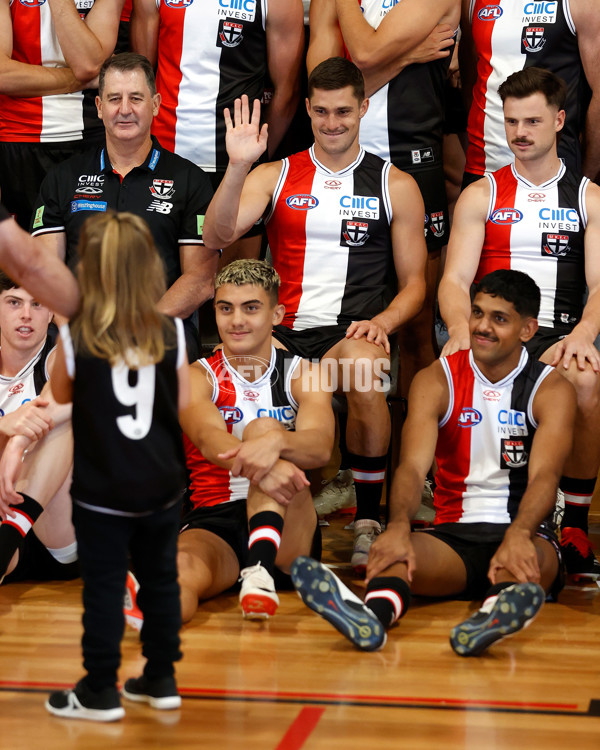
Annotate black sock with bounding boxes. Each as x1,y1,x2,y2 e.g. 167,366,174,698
338,413,350,471
560,476,595,534
364,576,411,627
247,511,284,576
350,453,386,522
0,493,43,577
473,581,515,619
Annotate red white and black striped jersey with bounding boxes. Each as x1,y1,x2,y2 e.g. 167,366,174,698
434,348,552,524
151,0,267,173
0,0,105,143
476,162,588,329
0,335,54,416
185,347,301,508
266,146,394,330
357,0,455,171
466,0,585,175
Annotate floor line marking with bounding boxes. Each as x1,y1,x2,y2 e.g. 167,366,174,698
0,682,595,717
276,707,325,750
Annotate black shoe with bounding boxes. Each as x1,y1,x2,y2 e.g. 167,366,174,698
560,527,600,580
122,675,181,710
450,582,544,657
46,679,124,722
291,556,386,652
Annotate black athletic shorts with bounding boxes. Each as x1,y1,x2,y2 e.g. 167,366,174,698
418,521,564,601
273,323,348,361
443,81,468,135
180,498,249,567
524,325,572,361
405,165,449,254
179,498,322,589
3,532,80,584
0,139,102,229
461,170,486,192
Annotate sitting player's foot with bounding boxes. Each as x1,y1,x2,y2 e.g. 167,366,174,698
560,527,600,581
46,679,125,722
239,563,279,619
351,519,381,574
123,570,143,631
122,675,181,710
291,555,386,651
313,469,356,518
450,582,544,657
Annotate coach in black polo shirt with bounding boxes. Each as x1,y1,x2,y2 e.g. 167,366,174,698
30,52,217,359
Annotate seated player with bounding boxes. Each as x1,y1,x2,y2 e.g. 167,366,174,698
0,273,77,584
438,68,600,577
202,58,427,572
292,270,575,656
125,260,334,626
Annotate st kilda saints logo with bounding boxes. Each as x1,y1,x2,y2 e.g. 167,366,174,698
501,439,528,469
217,19,244,47
541,232,570,257
149,179,175,200
341,220,369,247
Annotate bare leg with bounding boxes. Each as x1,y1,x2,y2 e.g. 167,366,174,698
177,529,240,623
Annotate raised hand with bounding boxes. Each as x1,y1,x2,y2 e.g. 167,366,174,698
224,94,269,168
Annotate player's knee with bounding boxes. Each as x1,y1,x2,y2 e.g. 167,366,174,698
567,366,600,412
180,587,199,624
340,355,390,397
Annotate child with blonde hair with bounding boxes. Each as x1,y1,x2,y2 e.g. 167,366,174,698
46,211,189,721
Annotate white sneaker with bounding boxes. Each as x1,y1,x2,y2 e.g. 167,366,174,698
411,479,436,528
553,488,565,527
239,563,280,619
313,469,356,518
351,519,382,573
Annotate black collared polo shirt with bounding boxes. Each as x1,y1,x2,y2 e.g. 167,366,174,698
30,136,214,288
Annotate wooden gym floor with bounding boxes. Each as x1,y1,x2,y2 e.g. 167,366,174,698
1,510,599,750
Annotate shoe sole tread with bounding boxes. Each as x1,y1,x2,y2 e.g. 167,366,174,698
291,556,385,651
450,583,544,657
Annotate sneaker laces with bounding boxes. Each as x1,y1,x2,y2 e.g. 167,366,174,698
561,527,594,557
239,563,274,589
318,470,353,496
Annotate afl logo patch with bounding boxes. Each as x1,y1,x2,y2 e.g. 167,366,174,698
490,208,523,225
219,406,243,424
164,0,193,7
19,0,47,6
458,408,482,427
477,4,502,20
286,194,319,210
